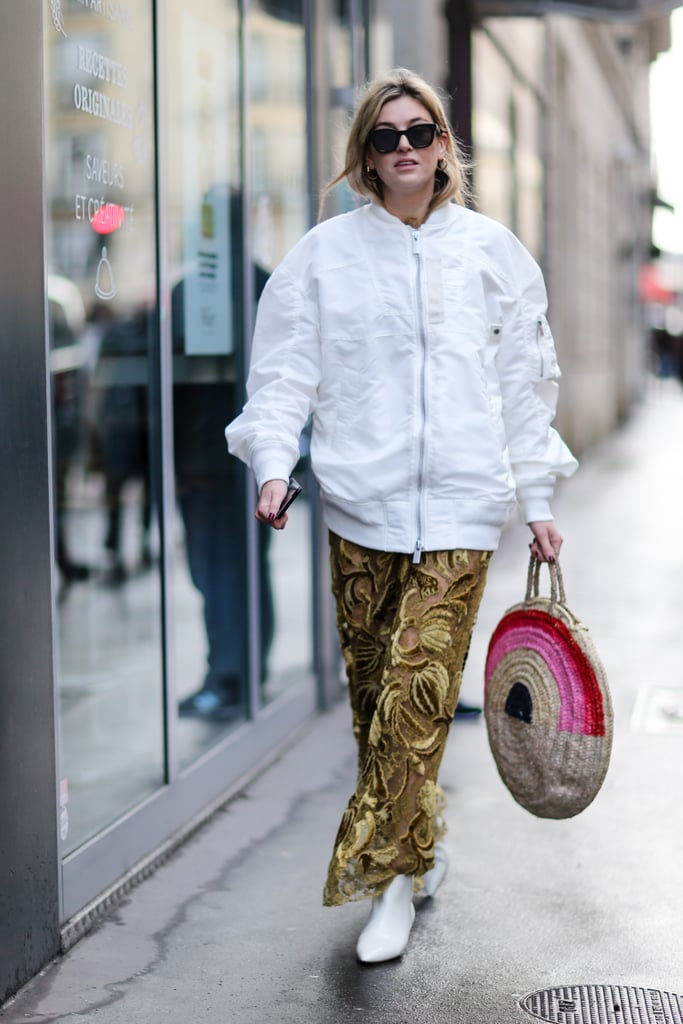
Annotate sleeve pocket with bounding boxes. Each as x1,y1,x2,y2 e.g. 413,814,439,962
535,316,561,380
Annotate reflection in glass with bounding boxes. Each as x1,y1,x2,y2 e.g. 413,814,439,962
45,3,163,853
249,0,313,704
318,0,357,218
164,0,253,765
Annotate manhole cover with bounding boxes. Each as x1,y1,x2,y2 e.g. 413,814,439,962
520,986,683,1023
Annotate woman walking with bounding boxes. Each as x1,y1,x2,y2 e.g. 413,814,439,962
226,68,577,962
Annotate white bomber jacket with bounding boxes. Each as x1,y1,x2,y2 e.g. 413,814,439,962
226,200,578,557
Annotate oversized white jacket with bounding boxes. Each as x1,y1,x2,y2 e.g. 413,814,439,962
226,200,578,557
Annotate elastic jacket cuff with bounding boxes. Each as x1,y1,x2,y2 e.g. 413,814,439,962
520,497,553,524
251,451,292,493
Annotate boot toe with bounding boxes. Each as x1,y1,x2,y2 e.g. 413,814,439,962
356,904,415,963
355,876,416,963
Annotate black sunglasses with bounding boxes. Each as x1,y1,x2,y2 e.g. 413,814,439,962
368,122,439,154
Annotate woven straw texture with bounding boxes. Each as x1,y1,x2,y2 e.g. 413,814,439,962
484,556,613,819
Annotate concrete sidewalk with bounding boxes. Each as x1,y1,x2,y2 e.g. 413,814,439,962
3,382,683,1023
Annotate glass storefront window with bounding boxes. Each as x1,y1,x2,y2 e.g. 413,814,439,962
162,0,250,766
43,0,334,858
248,0,314,705
315,0,357,218
45,1,163,854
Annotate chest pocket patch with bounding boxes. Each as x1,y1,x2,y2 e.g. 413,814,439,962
425,258,445,323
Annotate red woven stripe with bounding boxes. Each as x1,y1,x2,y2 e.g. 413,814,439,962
486,608,606,737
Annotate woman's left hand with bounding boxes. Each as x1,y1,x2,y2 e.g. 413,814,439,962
528,520,563,563
256,479,289,530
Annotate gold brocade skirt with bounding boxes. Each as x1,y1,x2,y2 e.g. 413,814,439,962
323,532,491,907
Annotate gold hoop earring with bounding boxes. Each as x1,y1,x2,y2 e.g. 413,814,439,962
366,165,378,181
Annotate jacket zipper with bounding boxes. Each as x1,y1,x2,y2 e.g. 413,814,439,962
412,227,427,564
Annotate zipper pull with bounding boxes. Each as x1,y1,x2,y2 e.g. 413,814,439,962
412,538,422,564
411,230,420,255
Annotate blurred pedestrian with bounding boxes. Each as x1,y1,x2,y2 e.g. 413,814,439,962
226,68,577,963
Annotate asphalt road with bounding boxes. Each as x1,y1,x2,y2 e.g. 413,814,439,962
3,381,683,1024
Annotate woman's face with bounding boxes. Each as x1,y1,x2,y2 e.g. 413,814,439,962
366,94,446,205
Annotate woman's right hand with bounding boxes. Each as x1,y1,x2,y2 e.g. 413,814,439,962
529,520,563,562
256,479,289,529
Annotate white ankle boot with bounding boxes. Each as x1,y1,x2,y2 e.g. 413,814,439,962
421,843,449,897
356,874,415,963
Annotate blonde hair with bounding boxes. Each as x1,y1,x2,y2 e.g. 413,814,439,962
322,68,471,217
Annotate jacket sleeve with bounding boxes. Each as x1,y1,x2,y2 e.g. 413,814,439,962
225,258,320,490
495,239,578,523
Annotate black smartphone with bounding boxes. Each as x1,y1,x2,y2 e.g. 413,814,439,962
276,476,302,518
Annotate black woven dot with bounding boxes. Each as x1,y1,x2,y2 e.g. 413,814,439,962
505,681,532,723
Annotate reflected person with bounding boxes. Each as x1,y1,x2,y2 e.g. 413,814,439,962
48,279,91,589
92,306,154,583
172,227,274,721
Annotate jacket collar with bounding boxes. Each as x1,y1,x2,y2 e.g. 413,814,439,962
366,200,456,231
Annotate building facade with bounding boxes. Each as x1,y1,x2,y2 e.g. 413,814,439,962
0,0,670,1004
391,0,670,450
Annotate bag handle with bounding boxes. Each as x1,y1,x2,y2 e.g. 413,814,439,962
525,553,567,607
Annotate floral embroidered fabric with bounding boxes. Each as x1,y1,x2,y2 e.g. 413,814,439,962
323,533,491,906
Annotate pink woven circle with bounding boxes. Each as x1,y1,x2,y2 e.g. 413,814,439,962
485,608,606,737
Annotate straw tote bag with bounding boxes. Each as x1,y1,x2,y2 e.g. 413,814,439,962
484,555,613,819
